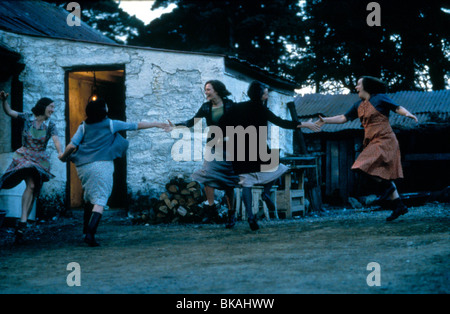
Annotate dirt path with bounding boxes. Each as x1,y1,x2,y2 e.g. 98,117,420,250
0,203,448,294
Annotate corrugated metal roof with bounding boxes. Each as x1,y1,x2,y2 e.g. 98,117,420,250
295,89,450,133
0,0,115,44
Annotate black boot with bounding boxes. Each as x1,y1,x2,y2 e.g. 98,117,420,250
374,180,396,208
14,221,27,244
83,202,94,234
84,212,102,247
242,187,259,230
202,203,217,223
248,217,259,231
386,198,408,221
225,210,236,229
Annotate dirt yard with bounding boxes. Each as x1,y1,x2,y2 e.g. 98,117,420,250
0,203,448,294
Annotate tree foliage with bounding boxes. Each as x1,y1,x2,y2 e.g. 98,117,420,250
44,0,450,93
128,0,302,80
289,0,450,92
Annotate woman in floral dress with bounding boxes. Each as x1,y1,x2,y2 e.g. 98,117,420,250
0,91,62,243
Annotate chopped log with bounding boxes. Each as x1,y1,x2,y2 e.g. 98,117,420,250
180,188,190,195
170,199,179,208
173,193,183,201
159,192,169,200
159,205,168,214
186,181,200,189
191,189,202,200
178,198,186,206
164,198,172,208
186,196,196,207
177,206,188,217
166,183,179,194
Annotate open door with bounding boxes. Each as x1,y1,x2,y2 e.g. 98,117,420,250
65,66,127,209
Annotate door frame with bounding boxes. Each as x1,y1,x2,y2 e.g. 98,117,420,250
63,64,126,211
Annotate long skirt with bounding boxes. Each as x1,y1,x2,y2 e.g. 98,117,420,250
192,159,239,190
239,163,289,188
0,147,54,191
76,161,114,207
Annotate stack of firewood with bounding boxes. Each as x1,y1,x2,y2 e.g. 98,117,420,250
130,177,207,224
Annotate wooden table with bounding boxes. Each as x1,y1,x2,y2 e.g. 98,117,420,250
277,156,319,218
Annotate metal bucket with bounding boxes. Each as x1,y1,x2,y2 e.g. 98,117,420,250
0,181,36,220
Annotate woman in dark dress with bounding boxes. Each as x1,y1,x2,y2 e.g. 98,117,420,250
316,76,418,221
221,81,320,230
168,80,239,223
0,91,62,243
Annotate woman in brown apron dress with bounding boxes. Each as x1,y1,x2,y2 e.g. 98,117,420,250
316,76,418,221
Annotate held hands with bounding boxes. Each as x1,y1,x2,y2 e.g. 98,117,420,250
314,115,326,127
298,118,321,132
157,122,172,132
166,119,175,132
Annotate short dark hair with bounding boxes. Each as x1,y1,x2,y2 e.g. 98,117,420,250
205,80,231,99
360,76,387,94
247,80,269,103
31,97,54,116
85,98,108,124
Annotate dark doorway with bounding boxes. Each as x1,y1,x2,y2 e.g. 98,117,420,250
65,66,127,209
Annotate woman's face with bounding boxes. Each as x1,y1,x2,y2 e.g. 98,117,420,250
44,103,55,119
205,83,220,102
356,79,370,100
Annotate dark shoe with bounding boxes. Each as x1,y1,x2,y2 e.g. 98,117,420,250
225,211,236,229
14,221,27,244
84,212,102,247
375,181,396,207
386,199,408,221
202,203,217,223
248,218,259,231
83,202,94,234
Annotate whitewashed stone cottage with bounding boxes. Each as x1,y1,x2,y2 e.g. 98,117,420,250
0,0,298,214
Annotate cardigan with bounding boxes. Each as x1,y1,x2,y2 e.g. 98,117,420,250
70,118,138,166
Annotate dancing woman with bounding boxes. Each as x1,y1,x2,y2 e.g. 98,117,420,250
168,80,239,223
0,91,62,243
222,81,320,230
316,76,418,221
59,98,169,246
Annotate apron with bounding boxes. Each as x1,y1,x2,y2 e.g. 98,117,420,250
0,120,54,190
351,100,403,180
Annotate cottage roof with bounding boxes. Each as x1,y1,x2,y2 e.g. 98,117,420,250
295,89,450,133
0,0,115,44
